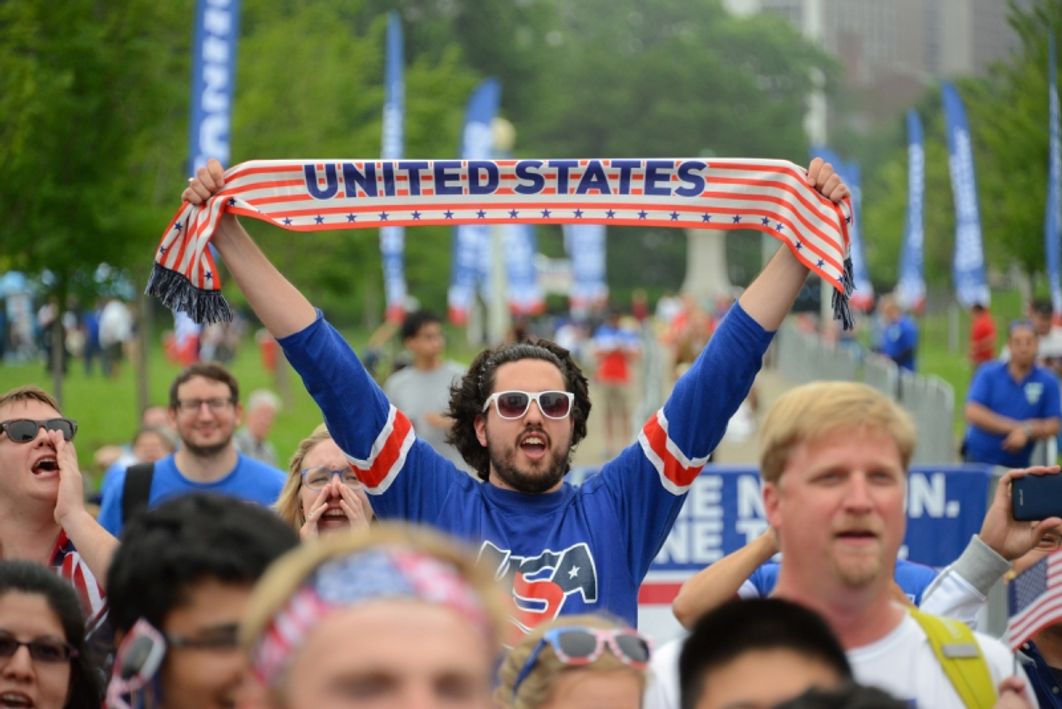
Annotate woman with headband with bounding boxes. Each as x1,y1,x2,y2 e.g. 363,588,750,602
274,424,373,539
496,614,652,709
239,523,508,707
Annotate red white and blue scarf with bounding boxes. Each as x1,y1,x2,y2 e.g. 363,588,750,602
148,157,855,326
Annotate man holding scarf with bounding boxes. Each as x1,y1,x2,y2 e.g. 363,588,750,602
180,156,848,634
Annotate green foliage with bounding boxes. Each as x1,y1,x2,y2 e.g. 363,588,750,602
0,1,191,300
517,0,837,159
856,0,1062,299
964,0,1061,283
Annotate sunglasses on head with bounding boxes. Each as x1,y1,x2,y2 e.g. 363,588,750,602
0,418,77,443
511,626,652,698
0,631,78,663
482,390,574,420
106,618,166,709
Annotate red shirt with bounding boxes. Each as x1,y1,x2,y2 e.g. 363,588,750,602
970,311,997,367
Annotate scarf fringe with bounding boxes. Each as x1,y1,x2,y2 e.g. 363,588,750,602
831,257,855,330
145,263,234,324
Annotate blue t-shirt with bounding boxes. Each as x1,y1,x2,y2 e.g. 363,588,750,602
746,558,938,605
97,453,286,535
963,361,1062,468
279,302,771,632
882,315,918,371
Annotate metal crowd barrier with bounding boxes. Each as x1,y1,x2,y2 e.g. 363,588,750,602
777,323,957,464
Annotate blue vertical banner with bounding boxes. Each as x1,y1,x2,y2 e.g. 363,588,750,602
504,223,543,316
380,12,407,324
447,79,501,325
942,82,991,308
187,0,241,174
897,110,927,312
1047,33,1061,315
810,147,873,311
563,223,608,314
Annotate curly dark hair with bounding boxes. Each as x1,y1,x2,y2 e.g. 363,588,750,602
446,339,591,481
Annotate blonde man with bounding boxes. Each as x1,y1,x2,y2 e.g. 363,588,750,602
758,381,1036,706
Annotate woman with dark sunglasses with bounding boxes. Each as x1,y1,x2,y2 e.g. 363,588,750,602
0,560,101,709
0,387,116,658
496,614,651,709
274,424,374,540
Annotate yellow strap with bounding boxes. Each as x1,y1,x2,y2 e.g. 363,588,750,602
908,608,997,709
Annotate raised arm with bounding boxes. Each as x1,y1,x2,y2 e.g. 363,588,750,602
921,466,1062,626
672,527,779,628
737,157,849,331
184,159,316,338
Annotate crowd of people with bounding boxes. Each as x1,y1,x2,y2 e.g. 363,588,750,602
0,157,1060,709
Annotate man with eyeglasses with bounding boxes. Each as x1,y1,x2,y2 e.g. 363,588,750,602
183,157,849,634
106,493,298,709
0,385,116,646
98,362,286,535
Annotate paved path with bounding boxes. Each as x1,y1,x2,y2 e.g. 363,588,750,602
571,354,797,470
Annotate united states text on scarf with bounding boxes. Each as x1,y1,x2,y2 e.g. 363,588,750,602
148,157,855,326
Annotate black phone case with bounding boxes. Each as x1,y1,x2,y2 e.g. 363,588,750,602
1011,475,1062,521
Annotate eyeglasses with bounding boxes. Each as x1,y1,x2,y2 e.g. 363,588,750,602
0,631,78,662
482,390,575,420
167,622,240,651
511,627,651,698
0,418,77,443
175,398,234,414
301,466,364,491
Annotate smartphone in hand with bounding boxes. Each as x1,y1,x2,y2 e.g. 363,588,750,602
1012,474,1062,521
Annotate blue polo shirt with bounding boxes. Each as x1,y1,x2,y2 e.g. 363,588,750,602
963,361,1061,468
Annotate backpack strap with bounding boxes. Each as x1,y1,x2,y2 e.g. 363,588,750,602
121,462,155,528
908,607,997,709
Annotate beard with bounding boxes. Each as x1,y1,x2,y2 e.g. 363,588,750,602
488,433,571,494
832,555,882,588
181,435,232,458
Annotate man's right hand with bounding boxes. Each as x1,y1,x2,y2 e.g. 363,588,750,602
980,465,1062,560
183,158,227,205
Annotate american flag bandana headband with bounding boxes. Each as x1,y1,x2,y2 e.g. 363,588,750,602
251,547,491,686
148,157,855,326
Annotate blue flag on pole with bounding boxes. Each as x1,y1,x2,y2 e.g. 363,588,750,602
448,79,501,325
380,12,407,323
564,223,608,316
897,110,927,312
187,0,241,174
505,223,543,316
942,82,990,308
1047,33,1061,316
811,147,873,311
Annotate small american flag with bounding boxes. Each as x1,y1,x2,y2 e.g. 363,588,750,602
1006,549,1062,650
